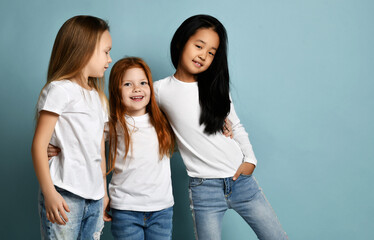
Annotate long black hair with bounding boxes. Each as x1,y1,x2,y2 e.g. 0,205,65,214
170,14,230,134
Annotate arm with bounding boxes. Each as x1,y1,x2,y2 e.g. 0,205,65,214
31,111,70,224
101,133,111,222
227,101,258,180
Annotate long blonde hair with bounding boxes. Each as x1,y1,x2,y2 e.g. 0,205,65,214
107,57,175,174
37,15,109,119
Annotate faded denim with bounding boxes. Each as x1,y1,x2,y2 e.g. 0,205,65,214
38,187,104,240
111,206,173,240
189,175,288,240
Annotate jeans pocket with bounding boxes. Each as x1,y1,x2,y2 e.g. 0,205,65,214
189,177,205,187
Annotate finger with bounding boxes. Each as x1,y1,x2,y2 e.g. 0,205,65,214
48,150,59,156
47,212,55,224
47,146,57,152
232,168,241,181
59,206,69,223
49,211,57,224
103,211,112,222
62,200,70,212
222,122,229,132
224,119,231,129
53,209,65,225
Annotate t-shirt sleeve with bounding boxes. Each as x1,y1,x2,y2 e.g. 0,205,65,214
227,96,258,166
37,83,70,115
102,101,109,123
153,80,161,106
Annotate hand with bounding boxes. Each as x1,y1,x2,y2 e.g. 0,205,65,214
47,144,61,160
44,189,70,225
233,162,255,181
103,195,112,222
222,118,233,139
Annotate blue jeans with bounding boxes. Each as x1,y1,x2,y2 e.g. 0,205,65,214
189,175,288,240
38,187,104,240
111,207,173,240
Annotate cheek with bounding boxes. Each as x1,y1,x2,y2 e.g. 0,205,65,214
205,58,214,69
121,89,128,102
145,88,151,101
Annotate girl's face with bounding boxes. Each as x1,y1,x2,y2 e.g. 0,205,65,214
177,28,219,80
121,67,151,116
84,30,112,78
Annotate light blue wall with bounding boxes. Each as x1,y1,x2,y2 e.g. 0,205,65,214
1,0,373,239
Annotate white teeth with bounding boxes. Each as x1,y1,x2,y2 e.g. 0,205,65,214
194,61,202,67
130,96,143,99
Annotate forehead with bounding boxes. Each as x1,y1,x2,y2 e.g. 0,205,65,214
189,28,220,48
122,67,147,80
99,30,112,46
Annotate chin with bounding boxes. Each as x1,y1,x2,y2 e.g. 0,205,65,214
96,73,105,78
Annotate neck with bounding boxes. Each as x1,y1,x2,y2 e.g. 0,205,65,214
71,75,91,90
174,70,196,83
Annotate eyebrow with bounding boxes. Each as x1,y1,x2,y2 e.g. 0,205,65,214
122,78,148,82
196,40,217,50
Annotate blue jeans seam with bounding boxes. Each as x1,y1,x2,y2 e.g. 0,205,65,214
189,187,199,240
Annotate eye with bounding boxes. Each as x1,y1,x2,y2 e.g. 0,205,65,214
141,81,148,86
123,82,131,87
195,45,202,49
209,52,215,56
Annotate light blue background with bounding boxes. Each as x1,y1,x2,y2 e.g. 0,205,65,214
1,0,373,239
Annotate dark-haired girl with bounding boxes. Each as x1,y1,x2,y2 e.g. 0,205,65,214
154,14,288,240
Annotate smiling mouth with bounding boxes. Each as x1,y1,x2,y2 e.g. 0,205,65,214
130,96,144,102
193,60,202,67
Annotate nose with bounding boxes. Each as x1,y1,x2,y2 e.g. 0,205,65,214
199,51,207,61
108,53,112,63
133,84,141,92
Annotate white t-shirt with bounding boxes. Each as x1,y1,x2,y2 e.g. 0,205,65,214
154,75,257,178
37,80,107,200
108,113,174,211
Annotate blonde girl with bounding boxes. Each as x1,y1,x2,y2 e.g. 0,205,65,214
31,15,112,239
104,57,175,240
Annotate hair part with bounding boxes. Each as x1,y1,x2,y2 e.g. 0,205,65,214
107,57,175,174
170,14,231,134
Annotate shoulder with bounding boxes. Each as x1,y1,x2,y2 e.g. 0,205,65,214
49,79,74,88
38,80,75,113
42,80,72,96
153,76,172,102
153,76,173,92
153,76,166,87
46,80,78,93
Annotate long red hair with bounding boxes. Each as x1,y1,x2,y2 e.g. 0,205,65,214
107,57,175,174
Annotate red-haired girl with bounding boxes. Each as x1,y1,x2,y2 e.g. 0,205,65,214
105,57,175,240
